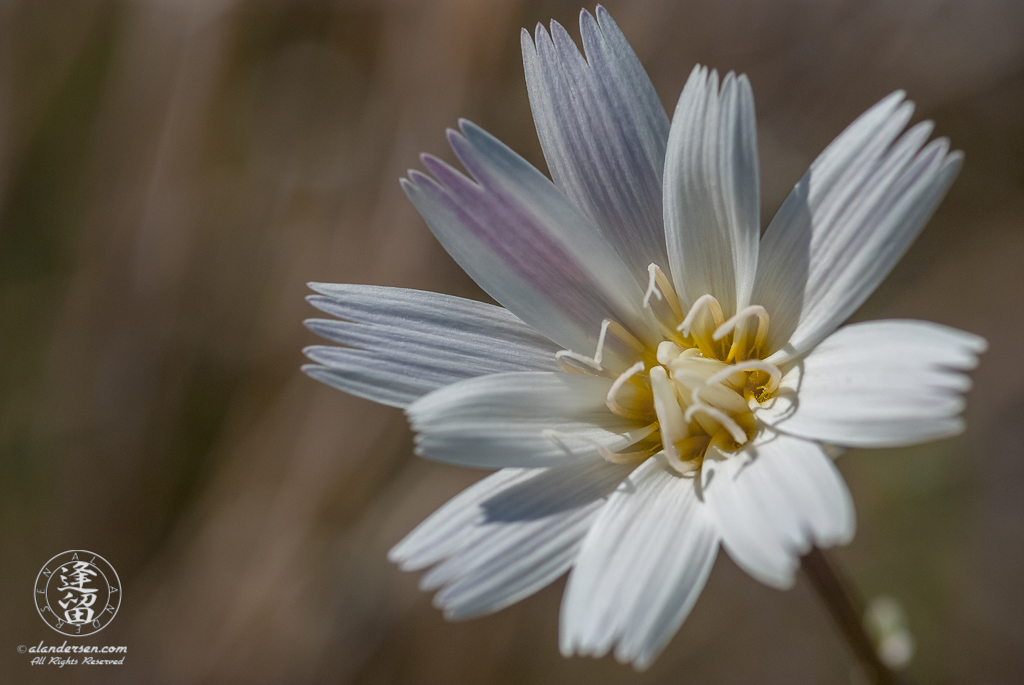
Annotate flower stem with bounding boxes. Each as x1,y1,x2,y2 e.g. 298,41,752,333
801,547,908,685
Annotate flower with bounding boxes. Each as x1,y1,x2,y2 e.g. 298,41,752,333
303,6,985,670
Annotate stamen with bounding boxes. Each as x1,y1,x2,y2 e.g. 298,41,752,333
642,264,684,320
708,426,739,453
689,382,749,416
606,361,648,419
707,360,781,394
664,435,710,475
656,341,684,365
592,320,612,366
683,402,749,445
642,267,663,306
557,317,643,370
713,305,770,361
712,305,769,345
541,425,658,464
650,366,689,466
678,294,726,338
555,350,606,374
668,363,733,389
554,318,644,377
604,319,647,357
601,444,662,464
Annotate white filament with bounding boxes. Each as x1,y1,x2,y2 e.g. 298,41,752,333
713,304,769,351
707,359,781,393
554,318,646,375
541,425,658,464
678,294,725,338
606,361,647,419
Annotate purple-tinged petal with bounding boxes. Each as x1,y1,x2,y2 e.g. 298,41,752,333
522,8,669,280
403,120,656,361
302,284,560,407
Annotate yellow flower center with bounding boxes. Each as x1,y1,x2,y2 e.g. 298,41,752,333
557,265,781,475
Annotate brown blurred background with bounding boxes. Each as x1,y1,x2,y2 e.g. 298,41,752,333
1,0,1023,683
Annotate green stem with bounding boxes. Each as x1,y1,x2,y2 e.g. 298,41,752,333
801,547,907,685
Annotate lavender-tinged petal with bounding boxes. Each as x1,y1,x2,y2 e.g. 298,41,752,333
302,284,559,408
404,121,656,361
522,8,669,281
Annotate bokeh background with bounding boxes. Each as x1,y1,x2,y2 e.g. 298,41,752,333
1,0,1023,683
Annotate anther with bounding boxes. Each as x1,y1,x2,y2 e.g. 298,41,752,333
656,341,684,365
650,366,689,466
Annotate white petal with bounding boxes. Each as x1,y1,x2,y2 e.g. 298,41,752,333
403,120,656,360
756,320,986,447
664,66,760,315
701,431,855,590
522,8,669,280
389,460,634,619
561,454,719,670
303,284,560,407
407,372,652,468
753,92,963,360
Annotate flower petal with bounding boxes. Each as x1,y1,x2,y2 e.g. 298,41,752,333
390,460,634,620
561,454,719,670
701,431,855,590
522,7,670,279
753,92,963,360
664,66,760,315
407,372,652,468
755,320,986,447
402,120,655,359
302,284,560,407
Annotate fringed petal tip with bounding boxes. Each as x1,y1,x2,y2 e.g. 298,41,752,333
702,433,855,591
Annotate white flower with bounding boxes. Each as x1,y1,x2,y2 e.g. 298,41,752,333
303,6,985,670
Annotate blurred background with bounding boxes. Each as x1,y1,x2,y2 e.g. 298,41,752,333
1,0,1023,683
